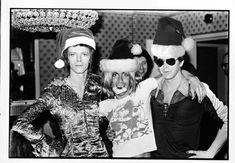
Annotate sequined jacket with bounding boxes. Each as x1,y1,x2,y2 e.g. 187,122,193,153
11,73,109,157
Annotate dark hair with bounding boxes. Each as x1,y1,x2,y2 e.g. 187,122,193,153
62,44,94,74
135,49,154,80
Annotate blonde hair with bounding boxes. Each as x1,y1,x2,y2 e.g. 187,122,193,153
102,71,137,98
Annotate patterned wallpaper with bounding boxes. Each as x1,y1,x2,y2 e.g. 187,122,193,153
39,39,66,92
38,11,228,93
96,13,134,59
173,11,228,36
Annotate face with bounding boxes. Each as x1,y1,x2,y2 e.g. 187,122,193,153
221,54,228,76
135,56,148,79
111,72,131,99
155,56,183,80
67,45,91,74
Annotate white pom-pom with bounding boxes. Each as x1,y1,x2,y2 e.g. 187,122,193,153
151,45,158,56
54,59,65,69
131,44,142,55
182,37,195,51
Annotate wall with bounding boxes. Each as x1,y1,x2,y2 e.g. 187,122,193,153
173,11,228,36
38,39,66,93
38,11,228,93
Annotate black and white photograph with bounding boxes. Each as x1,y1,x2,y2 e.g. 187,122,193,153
1,0,234,163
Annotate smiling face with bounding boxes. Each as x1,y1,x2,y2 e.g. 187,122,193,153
111,72,131,99
135,56,148,80
67,45,92,75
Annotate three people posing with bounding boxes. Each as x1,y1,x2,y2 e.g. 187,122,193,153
10,16,227,159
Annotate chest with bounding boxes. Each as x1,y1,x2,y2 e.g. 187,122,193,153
151,96,204,122
51,86,100,127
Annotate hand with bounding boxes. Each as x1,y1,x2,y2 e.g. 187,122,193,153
187,150,214,159
189,77,206,103
106,126,116,142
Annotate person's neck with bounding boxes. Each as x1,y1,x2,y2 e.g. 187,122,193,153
161,71,184,104
68,71,88,86
163,71,184,92
115,93,129,100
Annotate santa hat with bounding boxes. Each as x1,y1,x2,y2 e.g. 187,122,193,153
100,39,141,72
151,17,195,58
54,28,96,68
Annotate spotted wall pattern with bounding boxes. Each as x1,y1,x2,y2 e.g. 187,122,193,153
173,11,228,36
96,13,134,59
133,14,161,48
39,39,66,92
38,11,228,94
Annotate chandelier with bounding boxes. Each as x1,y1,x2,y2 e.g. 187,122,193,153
11,9,99,32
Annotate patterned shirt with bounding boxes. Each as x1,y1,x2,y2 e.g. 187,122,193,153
11,73,109,157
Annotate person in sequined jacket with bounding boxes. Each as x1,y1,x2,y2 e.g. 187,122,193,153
10,28,109,157
150,17,227,159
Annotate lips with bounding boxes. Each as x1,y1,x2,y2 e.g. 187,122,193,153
113,87,127,95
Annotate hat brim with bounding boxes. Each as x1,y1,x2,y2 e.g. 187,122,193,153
100,59,138,72
151,44,185,58
63,36,96,53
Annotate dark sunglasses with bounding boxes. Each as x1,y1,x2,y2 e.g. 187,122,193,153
154,57,182,67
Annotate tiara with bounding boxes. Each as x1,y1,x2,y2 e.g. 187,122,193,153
11,9,99,32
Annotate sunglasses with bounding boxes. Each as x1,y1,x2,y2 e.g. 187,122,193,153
154,57,182,67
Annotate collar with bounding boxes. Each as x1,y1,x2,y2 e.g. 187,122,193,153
155,77,192,104
158,77,189,96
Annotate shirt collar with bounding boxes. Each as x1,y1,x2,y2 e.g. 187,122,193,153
155,77,191,104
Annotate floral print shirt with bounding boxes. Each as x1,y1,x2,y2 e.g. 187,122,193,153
11,73,108,157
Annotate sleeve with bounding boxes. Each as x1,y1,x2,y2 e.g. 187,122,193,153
11,89,55,145
202,83,228,131
138,77,161,94
99,100,113,118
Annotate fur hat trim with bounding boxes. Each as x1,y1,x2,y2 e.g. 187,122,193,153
63,36,96,53
151,44,185,58
100,59,138,72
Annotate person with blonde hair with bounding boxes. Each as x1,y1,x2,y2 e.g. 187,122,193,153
98,38,205,157
150,17,227,159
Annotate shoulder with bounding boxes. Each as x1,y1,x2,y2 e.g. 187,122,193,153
43,78,66,97
201,82,210,89
140,76,162,84
99,99,116,109
87,73,102,86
